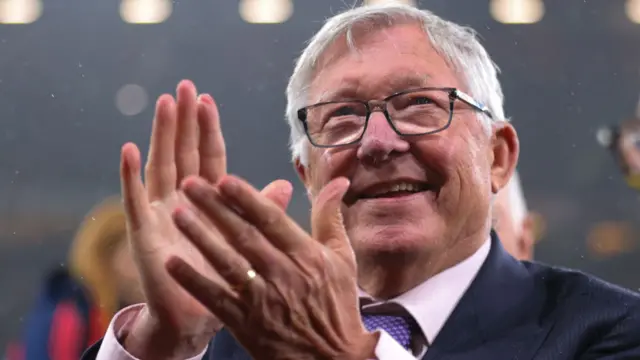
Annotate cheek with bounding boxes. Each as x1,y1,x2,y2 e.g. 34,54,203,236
412,135,459,179
624,147,640,171
451,127,491,184
308,147,356,190
417,130,491,211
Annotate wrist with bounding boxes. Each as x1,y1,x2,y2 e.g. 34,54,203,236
122,306,212,360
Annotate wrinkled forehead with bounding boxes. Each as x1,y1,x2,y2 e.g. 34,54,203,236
307,23,462,104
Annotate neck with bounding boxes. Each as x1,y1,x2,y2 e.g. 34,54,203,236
356,227,488,299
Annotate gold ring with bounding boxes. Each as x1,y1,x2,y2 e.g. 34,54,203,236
234,268,258,292
246,269,257,281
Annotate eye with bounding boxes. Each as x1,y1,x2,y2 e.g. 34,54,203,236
330,105,359,117
392,93,437,110
409,96,434,106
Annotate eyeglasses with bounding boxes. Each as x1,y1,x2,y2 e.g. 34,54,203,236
296,87,493,148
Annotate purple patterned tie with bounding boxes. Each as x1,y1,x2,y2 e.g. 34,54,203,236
361,314,416,350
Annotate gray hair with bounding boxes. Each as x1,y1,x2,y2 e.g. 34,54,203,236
491,170,528,233
285,3,507,166
505,171,528,228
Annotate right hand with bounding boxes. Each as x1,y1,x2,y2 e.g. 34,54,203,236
120,80,293,358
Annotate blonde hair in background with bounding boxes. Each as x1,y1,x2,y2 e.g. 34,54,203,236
68,196,127,327
506,171,528,230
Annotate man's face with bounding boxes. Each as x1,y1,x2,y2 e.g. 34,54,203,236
618,119,640,175
296,23,517,264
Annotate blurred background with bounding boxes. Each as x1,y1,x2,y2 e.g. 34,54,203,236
1,0,640,355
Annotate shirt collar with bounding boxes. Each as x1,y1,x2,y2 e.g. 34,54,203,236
358,237,491,344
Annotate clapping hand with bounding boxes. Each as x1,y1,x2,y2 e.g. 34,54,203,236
165,175,378,360
119,80,292,358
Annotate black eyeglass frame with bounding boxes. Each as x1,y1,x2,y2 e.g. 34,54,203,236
296,87,493,148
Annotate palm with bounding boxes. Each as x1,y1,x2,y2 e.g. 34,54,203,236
121,80,290,338
135,193,220,329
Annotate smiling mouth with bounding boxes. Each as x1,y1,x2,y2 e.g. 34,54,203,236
359,182,430,199
341,180,440,205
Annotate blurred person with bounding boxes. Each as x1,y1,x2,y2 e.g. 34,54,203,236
67,197,144,316
8,197,143,360
597,99,640,191
617,117,640,190
85,3,640,360
492,170,535,260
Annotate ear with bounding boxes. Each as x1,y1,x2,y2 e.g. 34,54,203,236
490,123,519,194
518,213,536,261
294,157,313,202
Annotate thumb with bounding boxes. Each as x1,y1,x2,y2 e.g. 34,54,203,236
311,177,351,255
260,179,293,211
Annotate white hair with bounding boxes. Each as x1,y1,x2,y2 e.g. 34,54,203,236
285,3,507,165
505,171,528,227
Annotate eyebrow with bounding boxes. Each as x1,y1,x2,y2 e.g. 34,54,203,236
314,73,432,104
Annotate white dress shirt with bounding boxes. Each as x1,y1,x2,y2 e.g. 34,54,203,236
95,238,490,360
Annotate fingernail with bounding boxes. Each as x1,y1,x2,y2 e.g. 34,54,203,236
173,207,194,226
198,94,213,104
281,182,292,196
166,256,187,274
220,177,240,195
183,178,207,197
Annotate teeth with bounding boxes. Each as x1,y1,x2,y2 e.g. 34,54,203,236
374,182,422,196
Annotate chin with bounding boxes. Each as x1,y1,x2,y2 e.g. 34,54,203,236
349,223,435,254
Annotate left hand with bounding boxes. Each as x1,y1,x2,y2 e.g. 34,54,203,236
165,175,378,360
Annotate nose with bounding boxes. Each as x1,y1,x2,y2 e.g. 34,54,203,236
356,111,410,166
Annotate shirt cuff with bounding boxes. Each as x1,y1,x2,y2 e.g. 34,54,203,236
372,329,416,360
95,304,208,360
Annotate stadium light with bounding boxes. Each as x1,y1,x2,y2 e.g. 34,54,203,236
0,0,42,24
239,0,293,24
490,0,544,25
363,0,416,5
115,84,149,117
120,0,172,24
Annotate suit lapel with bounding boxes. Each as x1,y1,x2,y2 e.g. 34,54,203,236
210,329,252,360
422,231,555,360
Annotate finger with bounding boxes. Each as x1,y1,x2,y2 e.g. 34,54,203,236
197,94,227,184
165,256,246,328
215,175,310,252
310,177,351,257
120,143,152,232
145,95,178,201
259,179,293,211
172,206,254,290
180,177,290,273
175,80,200,183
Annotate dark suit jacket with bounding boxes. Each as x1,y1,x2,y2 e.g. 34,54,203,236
82,232,640,359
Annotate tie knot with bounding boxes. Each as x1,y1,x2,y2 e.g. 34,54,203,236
361,314,416,350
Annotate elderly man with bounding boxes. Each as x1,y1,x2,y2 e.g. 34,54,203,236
84,4,640,360
492,171,535,260
617,118,640,190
